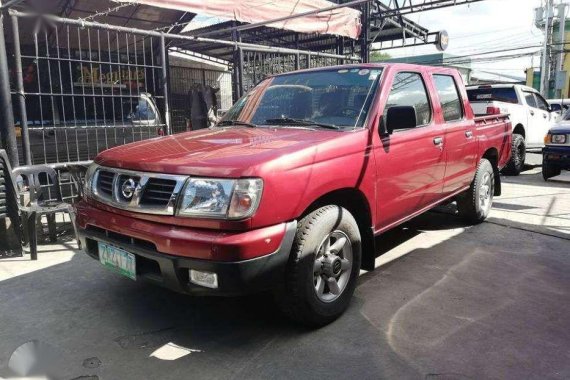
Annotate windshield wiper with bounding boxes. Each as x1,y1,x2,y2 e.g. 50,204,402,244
217,120,257,128
265,117,339,130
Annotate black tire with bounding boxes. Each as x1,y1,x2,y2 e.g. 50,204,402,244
542,161,561,181
457,159,495,224
502,133,526,176
274,205,361,327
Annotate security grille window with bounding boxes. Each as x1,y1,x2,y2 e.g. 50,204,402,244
385,72,432,127
433,75,463,122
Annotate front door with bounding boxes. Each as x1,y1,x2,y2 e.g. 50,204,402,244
374,71,446,231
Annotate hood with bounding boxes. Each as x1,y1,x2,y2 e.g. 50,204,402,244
95,127,341,177
550,121,570,134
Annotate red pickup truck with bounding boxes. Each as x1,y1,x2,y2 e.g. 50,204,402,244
73,63,511,326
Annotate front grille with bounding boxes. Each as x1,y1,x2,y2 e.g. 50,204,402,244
97,170,115,197
141,178,177,206
91,165,187,215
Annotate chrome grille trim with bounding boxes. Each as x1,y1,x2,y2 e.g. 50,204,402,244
91,166,188,215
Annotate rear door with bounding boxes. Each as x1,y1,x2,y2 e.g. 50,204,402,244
521,90,540,142
374,70,446,230
433,73,478,194
522,90,550,147
530,92,555,147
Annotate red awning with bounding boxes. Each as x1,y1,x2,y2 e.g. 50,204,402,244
114,0,362,39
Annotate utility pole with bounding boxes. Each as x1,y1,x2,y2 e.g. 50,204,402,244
0,0,20,166
556,2,567,99
541,0,555,97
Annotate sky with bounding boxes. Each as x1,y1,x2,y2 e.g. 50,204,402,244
385,0,545,80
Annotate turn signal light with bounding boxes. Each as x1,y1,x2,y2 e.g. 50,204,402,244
545,134,551,144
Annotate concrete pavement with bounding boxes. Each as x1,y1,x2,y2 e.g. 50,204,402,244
0,162,569,380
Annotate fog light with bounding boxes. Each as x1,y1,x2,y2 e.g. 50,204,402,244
189,269,218,289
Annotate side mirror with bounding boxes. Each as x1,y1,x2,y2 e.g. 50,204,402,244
549,104,561,114
385,106,417,134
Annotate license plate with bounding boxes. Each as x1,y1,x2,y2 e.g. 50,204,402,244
98,242,136,280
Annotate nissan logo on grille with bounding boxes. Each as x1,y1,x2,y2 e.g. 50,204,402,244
121,178,137,200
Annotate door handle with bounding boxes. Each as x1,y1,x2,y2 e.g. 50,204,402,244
530,110,535,116
465,130,473,138
543,114,547,119
433,137,443,146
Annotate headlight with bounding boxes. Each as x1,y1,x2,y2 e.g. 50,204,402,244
83,163,99,197
177,178,263,219
551,134,567,144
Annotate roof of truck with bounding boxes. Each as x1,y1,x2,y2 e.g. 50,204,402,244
270,63,460,77
466,83,537,93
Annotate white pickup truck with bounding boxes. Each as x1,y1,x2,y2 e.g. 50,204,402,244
466,84,556,175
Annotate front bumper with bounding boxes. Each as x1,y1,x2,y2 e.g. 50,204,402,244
73,200,297,296
543,146,570,170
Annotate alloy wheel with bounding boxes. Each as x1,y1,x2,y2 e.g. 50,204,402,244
313,231,353,302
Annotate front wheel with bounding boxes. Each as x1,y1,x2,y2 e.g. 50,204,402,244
542,161,561,181
457,159,495,224
275,205,361,327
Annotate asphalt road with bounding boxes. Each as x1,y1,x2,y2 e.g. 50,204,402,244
0,161,569,380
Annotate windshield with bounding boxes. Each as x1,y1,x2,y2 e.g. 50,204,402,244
221,67,382,129
562,108,570,120
132,97,157,122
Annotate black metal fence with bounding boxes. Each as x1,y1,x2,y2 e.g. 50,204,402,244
2,10,359,169
9,13,168,166
169,65,232,134
241,51,349,93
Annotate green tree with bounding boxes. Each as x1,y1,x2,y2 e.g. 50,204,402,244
370,51,391,62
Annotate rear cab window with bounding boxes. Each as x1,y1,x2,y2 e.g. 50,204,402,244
433,74,464,122
384,72,432,128
467,87,519,104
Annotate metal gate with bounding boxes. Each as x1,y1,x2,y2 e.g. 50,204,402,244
2,10,359,168
8,12,168,166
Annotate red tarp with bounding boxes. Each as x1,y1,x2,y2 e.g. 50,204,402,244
115,0,362,39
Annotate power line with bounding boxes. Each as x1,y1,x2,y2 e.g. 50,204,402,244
403,45,543,66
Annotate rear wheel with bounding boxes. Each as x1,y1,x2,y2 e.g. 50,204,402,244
275,205,361,327
502,133,525,176
542,161,561,181
457,159,495,224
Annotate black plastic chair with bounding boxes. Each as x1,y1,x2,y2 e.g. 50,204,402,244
0,150,71,260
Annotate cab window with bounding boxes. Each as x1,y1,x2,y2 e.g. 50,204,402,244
433,74,463,122
132,96,157,122
534,93,550,111
523,92,537,108
384,72,432,127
